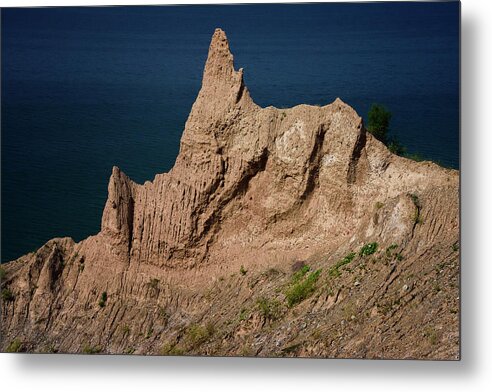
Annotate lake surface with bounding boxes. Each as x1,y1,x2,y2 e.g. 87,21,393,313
1,3,460,263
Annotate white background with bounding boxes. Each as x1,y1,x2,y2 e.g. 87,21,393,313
0,0,490,390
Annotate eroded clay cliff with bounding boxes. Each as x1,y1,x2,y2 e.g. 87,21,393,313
0,29,459,359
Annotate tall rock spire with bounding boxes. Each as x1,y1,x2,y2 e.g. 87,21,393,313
202,28,236,86
190,28,253,122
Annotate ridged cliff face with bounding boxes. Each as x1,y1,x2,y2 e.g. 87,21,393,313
0,29,459,359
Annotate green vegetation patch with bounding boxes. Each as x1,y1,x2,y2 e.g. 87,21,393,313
359,243,378,257
367,103,391,143
82,344,102,354
160,342,185,356
328,253,356,277
256,297,282,320
98,291,107,307
239,307,250,321
6,338,23,353
1,288,14,302
285,267,322,307
184,322,215,349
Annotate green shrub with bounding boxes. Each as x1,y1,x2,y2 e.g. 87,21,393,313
328,253,356,277
291,265,310,283
98,291,107,307
184,323,215,348
256,297,282,320
82,344,102,354
240,265,247,276
1,288,14,302
367,104,391,144
239,308,249,321
387,139,406,155
285,269,322,307
424,327,438,345
160,342,185,356
359,243,378,257
6,338,22,353
385,244,399,258
0,267,6,281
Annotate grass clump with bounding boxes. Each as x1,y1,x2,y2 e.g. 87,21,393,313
82,344,102,354
239,307,250,321
160,342,185,356
98,291,107,307
120,325,131,336
291,265,310,283
184,322,215,348
6,338,23,353
148,278,160,290
424,326,439,345
328,253,356,278
410,193,423,224
359,242,378,257
0,267,6,281
240,265,247,276
1,288,14,302
256,297,282,320
125,347,135,355
285,267,322,307
452,242,459,252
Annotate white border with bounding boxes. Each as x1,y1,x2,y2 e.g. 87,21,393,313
2,0,492,391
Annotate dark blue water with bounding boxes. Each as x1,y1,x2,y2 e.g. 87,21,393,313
1,3,460,263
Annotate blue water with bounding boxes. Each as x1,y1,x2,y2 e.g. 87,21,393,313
1,3,459,263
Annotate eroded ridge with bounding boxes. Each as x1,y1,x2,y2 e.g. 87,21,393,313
0,29,459,359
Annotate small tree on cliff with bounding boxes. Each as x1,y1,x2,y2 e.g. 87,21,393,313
367,103,392,144
366,103,406,155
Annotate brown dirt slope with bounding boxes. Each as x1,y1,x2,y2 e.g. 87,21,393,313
0,29,459,359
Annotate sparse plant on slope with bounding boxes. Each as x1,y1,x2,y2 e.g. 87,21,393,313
256,297,282,320
184,322,215,349
1,288,14,302
98,291,107,307
359,243,378,257
6,338,22,353
329,253,356,277
82,344,102,354
285,266,322,307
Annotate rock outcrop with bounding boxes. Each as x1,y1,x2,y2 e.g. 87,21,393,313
0,29,459,359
